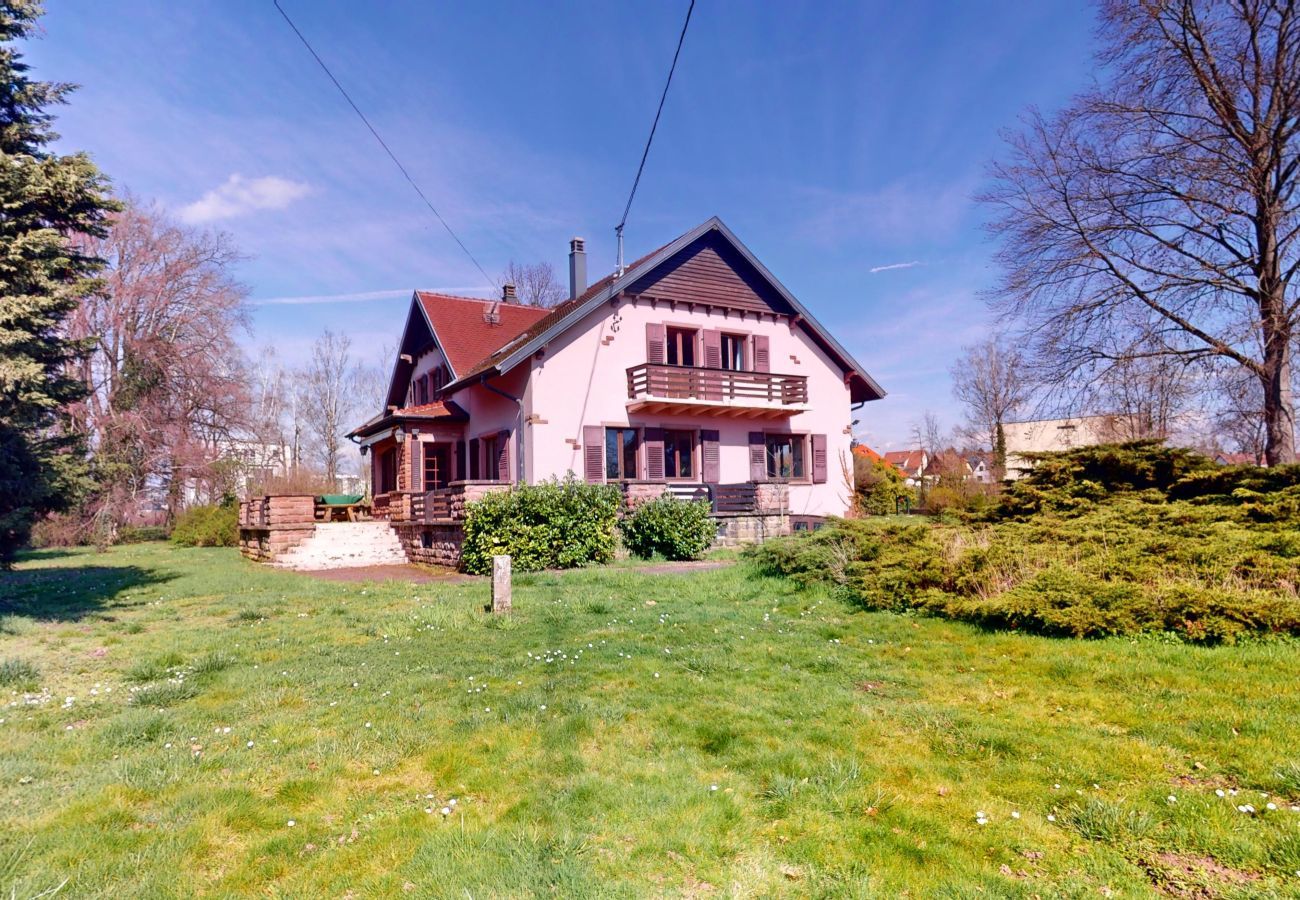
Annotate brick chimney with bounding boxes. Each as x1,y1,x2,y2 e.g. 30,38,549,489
568,237,586,300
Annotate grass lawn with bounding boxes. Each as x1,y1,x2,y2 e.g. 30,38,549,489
3,544,1300,897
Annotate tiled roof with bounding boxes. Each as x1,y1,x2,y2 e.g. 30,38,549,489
416,292,549,378
451,240,676,385
398,400,469,421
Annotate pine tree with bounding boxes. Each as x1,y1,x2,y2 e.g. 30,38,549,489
0,0,117,566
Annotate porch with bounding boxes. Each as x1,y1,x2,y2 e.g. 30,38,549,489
626,363,808,419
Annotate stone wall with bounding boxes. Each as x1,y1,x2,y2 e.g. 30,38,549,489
712,513,791,548
238,494,317,561
391,522,464,568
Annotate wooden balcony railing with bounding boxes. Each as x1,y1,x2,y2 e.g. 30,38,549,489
626,363,808,406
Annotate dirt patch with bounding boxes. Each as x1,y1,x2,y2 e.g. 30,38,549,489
856,681,887,693
1143,852,1260,898
297,565,471,584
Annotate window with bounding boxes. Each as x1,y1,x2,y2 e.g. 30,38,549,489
663,429,694,479
468,438,480,480
765,434,806,480
431,365,446,397
605,427,639,480
423,443,449,490
666,327,696,367
482,434,500,482
417,375,429,405
720,333,746,371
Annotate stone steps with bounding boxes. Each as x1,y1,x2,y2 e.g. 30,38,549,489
273,522,409,570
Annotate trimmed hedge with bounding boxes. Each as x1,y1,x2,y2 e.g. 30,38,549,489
460,477,621,575
620,495,715,561
747,444,1300,643
170,503,237,547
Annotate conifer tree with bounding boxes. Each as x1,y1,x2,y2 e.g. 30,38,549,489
0,0,117,566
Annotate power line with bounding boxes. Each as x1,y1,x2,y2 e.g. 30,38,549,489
615,0,695,273
272,0,497,290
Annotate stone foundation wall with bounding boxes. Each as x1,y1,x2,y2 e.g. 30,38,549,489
711,513,791,548
391,522,464,568
238,524,316,561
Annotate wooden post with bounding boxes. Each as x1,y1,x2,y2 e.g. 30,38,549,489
491,555,512,614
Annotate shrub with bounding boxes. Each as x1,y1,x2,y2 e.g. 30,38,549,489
620,495,715,560
460,476,621,575
853,455,914,515
118,525,168,544
747,443,1300,643
170,503,237,547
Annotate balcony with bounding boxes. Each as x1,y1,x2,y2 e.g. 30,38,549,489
626,363,808,418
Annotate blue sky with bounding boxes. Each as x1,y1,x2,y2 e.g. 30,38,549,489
30,1,1098,449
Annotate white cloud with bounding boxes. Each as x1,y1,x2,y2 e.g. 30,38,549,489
179,174,312,224
254,289,410,306
869,260,921,274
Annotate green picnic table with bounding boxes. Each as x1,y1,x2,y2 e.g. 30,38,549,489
316,494,367,521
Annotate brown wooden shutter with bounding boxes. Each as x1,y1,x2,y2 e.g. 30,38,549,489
646,323,666,364
753,335,770,373
811,434,828,484
411,441,422,492
469,438,480,480
701,429,720,483
644,427,665,481
583,426,604,483
496,430,511,482
370,449,379,495
748,431,766,481
702,329,722,369
455,440,466,481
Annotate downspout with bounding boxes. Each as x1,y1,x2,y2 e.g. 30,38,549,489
480,374,525,484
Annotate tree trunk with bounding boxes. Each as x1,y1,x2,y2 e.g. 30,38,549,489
1261,336,1296,466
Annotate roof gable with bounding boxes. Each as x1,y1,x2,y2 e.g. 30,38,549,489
628,229,795,316
416,292,548,377
447,217,885,402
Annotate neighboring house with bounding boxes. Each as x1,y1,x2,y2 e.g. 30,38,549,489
185,437,291,505
1003,414,1140,479
347,217,885,531
883,449,929,486
967,454,993,484
924,448,972,483
1214,452,1264,466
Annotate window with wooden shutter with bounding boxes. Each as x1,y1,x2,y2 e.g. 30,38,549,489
582,426,603,483
411,440,422,491
644,427,665,481
469,438,480,480
748,432,766,481
496,430,511,482
702,329,722,369
753,335,770,373
700,430,720,483
646,323,666,365
811,433,828,483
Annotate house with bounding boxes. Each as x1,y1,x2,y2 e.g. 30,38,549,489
967,454,993,484
883,449,928,485
1214,451,1264,466
344,217,885,564
923,448,972,483
1003,414,1141,479
852,443,902,474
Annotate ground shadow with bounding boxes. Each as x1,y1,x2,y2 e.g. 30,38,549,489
0,564,175,622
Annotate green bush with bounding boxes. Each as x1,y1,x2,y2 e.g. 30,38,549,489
118,525,168,544
460,476,621,575
620,495,716,560
853,455,914,514
170,503,237,547
747,443,1300,644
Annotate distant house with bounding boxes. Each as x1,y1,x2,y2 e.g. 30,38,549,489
924,448,972,483
967,454,993,484
1003,414,1141,479
1214,452,1264,466
346,216,886,539
883,449,929,485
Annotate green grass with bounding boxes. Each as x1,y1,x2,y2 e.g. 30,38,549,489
2,543,1300,897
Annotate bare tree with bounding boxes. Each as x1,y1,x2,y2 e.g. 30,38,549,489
982,0,1300,464
1215,368,1269,459
949,337,1032,478
1092,354,1198,440
300,330,355,487
67,198,250,523
502,261,566,307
